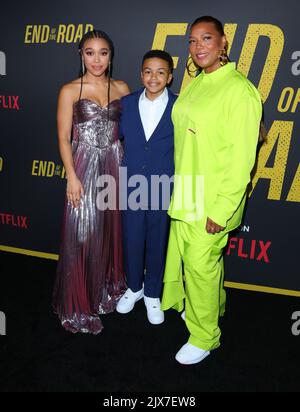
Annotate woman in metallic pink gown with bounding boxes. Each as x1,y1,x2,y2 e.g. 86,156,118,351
53,30,130,334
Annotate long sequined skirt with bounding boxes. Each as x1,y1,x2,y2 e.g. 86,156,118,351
52,141,126,334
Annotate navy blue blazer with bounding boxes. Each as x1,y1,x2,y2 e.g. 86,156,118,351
120,88,177,180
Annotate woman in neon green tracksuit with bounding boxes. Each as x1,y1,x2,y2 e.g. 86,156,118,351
161,16,263,365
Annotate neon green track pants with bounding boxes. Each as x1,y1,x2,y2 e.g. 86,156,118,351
161,219,229,351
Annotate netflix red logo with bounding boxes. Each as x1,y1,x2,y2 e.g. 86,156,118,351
226,237,271,263
0,96,20,110
0,213,28,229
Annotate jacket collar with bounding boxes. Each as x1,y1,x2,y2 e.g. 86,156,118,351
198,62,236,83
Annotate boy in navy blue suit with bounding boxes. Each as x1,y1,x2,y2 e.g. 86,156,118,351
116,50,177,324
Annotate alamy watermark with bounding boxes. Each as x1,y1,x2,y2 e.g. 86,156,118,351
0,311,6,335
95,169,205,221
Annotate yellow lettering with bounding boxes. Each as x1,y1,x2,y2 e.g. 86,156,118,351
152,23,188,70
0,157,3,172
66,24,75,43
250,121,294,200
56,25,66,43
291,88,300,113
31,160,39,176
24,25,33,44
61,167,66,179
287,164,300,202
56,24,93,43
38,161,47,177
224,23,238,56
46,162,55,177
238,24,284,103
41,25,50,43
74,24,83,43
32,26,41,43
277,87,294,112
85,24,94,34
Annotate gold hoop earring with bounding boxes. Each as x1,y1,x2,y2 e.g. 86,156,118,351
186,55,198,78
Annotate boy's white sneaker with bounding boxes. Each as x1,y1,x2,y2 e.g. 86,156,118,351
116,288,144,314
144,296,164,325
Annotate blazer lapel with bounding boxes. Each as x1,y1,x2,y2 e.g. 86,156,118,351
148,89,174,141
135,89,148,142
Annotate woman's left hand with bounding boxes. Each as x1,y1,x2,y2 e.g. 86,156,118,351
206,217,225,234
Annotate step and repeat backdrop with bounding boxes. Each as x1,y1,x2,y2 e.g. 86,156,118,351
0,0,299,296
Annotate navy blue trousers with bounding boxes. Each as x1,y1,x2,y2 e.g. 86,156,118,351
122,209,170,298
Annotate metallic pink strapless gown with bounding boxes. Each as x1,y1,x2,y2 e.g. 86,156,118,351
53,99,126,334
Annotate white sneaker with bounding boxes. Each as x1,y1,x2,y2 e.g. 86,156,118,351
175,342,210,365
116,288,143,314
144,296,164,325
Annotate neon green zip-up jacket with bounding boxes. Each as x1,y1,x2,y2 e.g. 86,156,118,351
169,62,262,229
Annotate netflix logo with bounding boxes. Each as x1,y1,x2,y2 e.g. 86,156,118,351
0,213,28,229
226,237,271,263
0,96,20,110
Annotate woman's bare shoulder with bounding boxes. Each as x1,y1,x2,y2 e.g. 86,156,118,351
59,78,82,100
